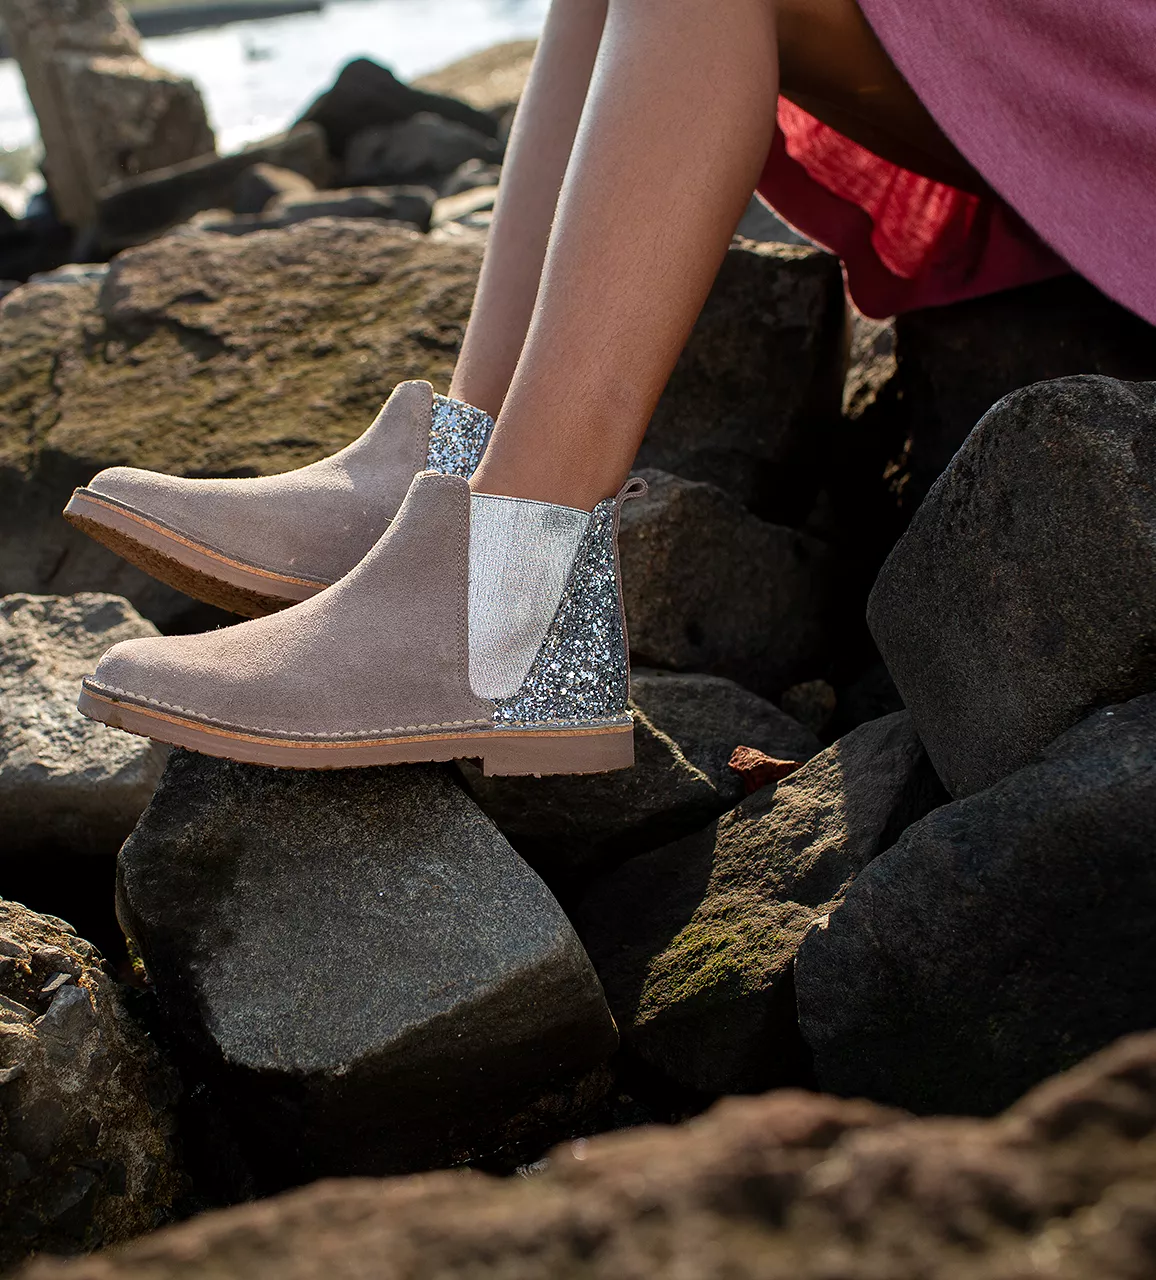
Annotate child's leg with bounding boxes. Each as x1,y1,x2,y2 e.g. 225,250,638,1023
460,0,981,509
471,0,781,510
450,0,609,418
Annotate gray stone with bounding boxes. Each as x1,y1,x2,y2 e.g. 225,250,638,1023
0,594,166,856
298,57,499,159
343,113,504,187
460,670,821,880
95,124,331,252
636,240,845,521
869,375,1156,798
0,900,179,1271
620,470,836,699
629,669,821,798
885,275,1156,510
24,1030,1156,1280
796,691,1156,1117
117,752,618,1186
231,163,315,216
575,712,945,1093
0,0,214,229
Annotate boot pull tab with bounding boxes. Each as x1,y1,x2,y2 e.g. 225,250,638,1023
615,475,649,507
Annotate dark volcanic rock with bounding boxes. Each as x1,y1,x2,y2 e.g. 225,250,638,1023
23,1029,1156,1280
117,752,618,1187
629,669,821,798
637,240,844,521
620,470,836,699
0,901,179,1271
0,594,167,856
0,220,484,630
869,375,1156,797
796,691,1156,1116
888,274,1156,509
575,712,945,1094
343,115,503,187
298,58,499,159
460,670,821,883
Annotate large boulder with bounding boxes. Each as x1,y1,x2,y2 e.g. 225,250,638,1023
575,712,945,1094
0,0,214,229
620,470,836,698
21,1030,1156,1280
636,241,845,521
796,691,1156,1116
0,220,485,630
0,900,179,1271
461,670,821,884
117,751,618,1188
869,375,1156,797
0,594,166,856
887,274,1156,509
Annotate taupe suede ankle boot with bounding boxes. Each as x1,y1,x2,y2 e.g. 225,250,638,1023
77,472,647,776
63,382,492,618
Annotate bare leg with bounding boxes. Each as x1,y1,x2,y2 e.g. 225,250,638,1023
448,0,608,419
471,0,780,510
458,0,979,508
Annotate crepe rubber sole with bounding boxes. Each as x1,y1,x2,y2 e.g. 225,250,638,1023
64,489,327,618
78,684,636,776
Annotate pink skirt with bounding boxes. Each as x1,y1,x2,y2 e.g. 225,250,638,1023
758,0,1156,323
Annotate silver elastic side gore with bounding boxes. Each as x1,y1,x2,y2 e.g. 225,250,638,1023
468,494,590,700
427,395,494,477
491,480,647,727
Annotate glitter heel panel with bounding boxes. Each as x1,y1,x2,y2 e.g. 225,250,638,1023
492,477,648,727
426,395,494,478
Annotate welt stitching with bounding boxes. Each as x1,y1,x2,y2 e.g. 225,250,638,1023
86,681,491,738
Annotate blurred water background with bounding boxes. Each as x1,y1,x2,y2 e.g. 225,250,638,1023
0,0,548,211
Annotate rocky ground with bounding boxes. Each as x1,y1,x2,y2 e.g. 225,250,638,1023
1,28,1156,1280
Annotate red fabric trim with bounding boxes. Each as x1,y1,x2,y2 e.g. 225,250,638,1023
758,101,1069,318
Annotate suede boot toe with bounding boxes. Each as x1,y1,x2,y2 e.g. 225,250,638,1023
64,381,493,619
80,472,646,777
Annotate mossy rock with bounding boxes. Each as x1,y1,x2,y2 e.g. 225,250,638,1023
0,220,483,628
